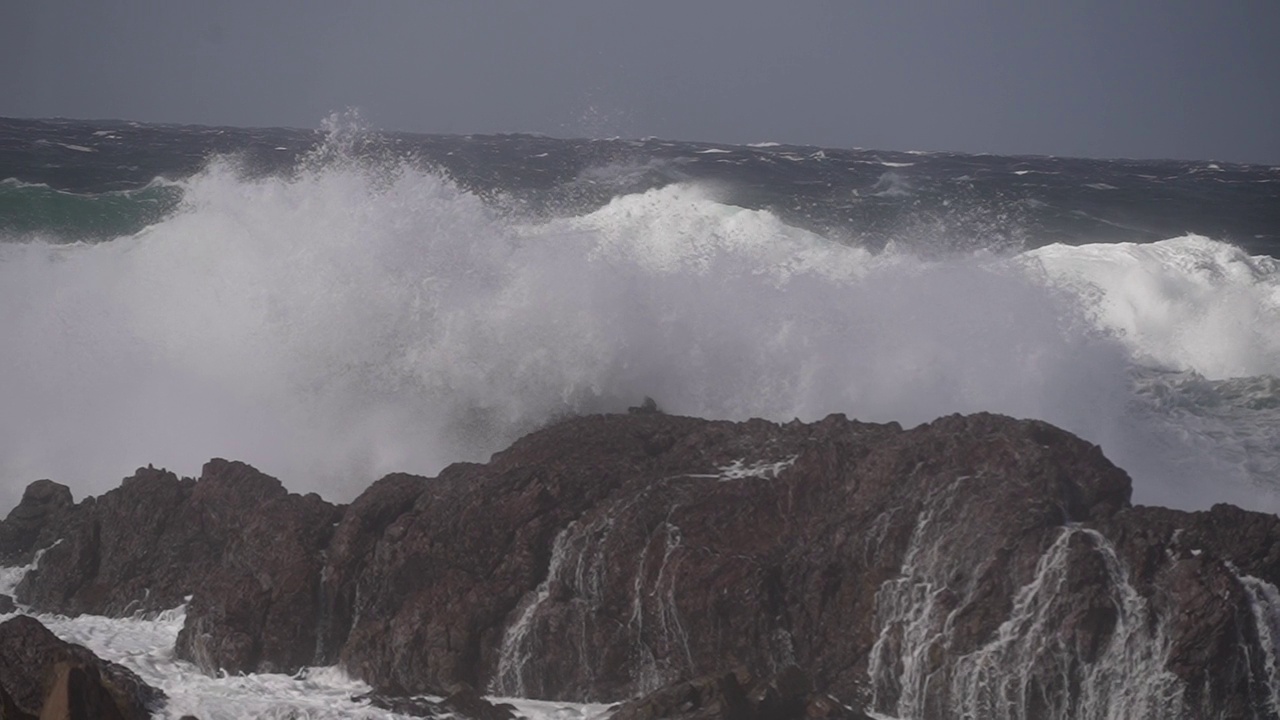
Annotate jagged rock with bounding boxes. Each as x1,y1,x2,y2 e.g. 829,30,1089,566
8,412,1280,718
313,473,426,666
321,411,1280,718
13,460,341,675
610,668,753,720
0,480,74,566
0,616,161,720
174,484,340,674
440,685,520,720
0,596,15,615
323,412,1135,702
16,465,203,615
1091,503,1280,719
628,397,663,415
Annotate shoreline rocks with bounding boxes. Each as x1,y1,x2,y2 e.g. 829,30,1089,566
3,412,1279,718
0,615,162,720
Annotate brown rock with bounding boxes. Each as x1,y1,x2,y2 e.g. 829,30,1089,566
10,411,1280,718
612,667,868,720
37,662,126,720
317,412,1136,705
16,465,202,615
0,480,74,566
0,616,160,720
13,459,341,675
174,484,340,674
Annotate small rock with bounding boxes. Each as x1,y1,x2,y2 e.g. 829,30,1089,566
0,616,161,719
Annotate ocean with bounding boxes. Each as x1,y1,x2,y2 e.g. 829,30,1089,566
4,114,1279,515
2,114,1279,717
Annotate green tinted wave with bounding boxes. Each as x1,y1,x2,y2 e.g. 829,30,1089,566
0,180,184,242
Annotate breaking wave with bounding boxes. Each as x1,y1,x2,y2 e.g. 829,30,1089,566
2,143,1278,514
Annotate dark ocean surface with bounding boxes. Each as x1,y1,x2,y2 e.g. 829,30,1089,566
4,116,1278,252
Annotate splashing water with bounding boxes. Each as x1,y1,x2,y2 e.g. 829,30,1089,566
948,528,1182,720
868,515,1184,720
1235,572,1280,715
5,604,614,720
2,131,1279,516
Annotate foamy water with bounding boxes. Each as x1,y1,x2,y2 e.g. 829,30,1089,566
0,560,614,720
1,150,1278,514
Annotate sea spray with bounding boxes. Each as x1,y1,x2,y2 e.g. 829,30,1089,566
1028,237,1280,380
2,133,1279,516
1,595,611,720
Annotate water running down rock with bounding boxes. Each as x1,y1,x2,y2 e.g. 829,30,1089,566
1,412,1278,719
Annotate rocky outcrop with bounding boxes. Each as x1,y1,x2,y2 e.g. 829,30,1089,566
5,412,1280,718
1091,503,1280,719
0,480,74,567
174,482,339,673
323,412,1138,705
0,615,161,720
12,460,341,674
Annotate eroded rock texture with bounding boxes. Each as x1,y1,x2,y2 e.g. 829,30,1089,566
13,460,341,673
5,412,1280,719
0,479,74,567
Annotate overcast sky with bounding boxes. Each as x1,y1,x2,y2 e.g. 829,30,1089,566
4,1,1278,163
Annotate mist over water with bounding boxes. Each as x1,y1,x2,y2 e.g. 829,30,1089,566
2,136,1279,515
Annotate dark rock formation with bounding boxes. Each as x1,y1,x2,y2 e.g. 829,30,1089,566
174,481,339,674
324,412,1137,704
0,681,33,720
1092,503,1280,719
5,412,1280,718
611,666,871,720
0,616,161,720
0,480,74,567
12,460,341,674
355,685,519,720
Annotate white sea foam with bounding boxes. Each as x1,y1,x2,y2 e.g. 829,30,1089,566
0,601,612,720
0,144,1277,514
1028,236,1280,380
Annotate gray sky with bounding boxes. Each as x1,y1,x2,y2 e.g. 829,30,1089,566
5,1,1278,163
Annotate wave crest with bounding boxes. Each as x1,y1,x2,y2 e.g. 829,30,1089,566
1,145,1275,513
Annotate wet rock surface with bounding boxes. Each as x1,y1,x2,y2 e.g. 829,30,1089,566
12,460,341,675
4,412,1280,718
324,412,1134,703
173,476,340,674
0,615,161,720
610,666,872,720
0,479,74,567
